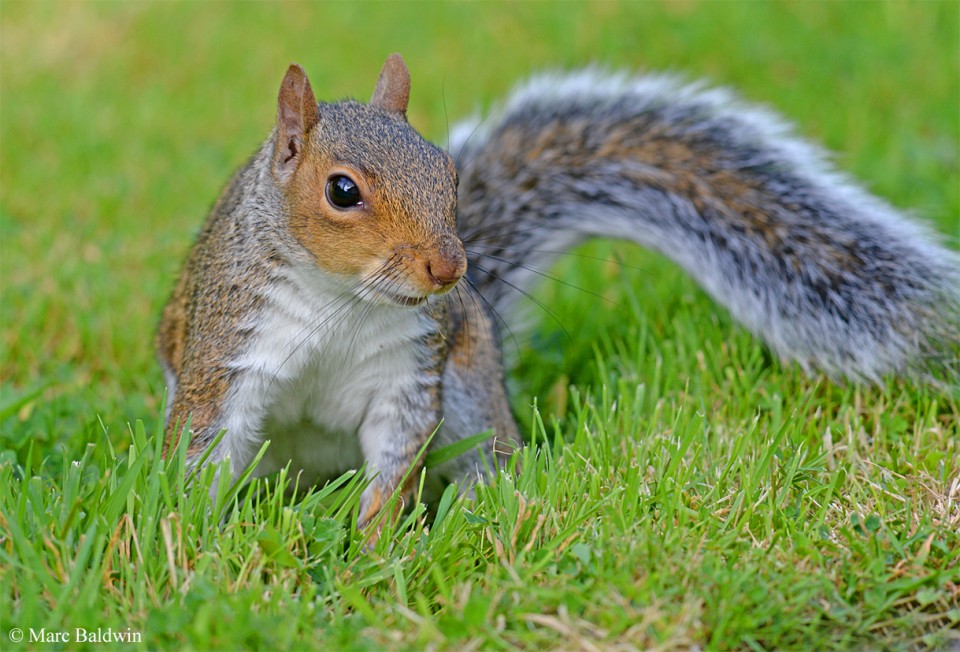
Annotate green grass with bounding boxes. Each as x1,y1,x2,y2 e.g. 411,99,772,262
2,1,958,650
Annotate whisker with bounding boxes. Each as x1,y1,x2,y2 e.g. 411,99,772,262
470,262,573,345
462,279,524,365
265,288,361,396
465,241,653,274
459,221,532,248
459,217,570,247
266,259,396,392
450,113,492,174
451,285,473,362
323,258,406,386
468,250,624,310
442,80,450,154
448,284,480,367
334,296,380,387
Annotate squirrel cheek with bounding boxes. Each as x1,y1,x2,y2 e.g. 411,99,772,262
287,206,385,278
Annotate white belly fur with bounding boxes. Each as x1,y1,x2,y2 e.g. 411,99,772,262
221,264,433,484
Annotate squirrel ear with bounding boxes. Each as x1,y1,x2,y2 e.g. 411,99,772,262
370,53,410,117
275,63,319,180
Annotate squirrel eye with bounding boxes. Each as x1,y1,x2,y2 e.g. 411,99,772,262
326,175,363,209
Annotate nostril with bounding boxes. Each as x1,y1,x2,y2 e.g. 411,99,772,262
427,257,464,286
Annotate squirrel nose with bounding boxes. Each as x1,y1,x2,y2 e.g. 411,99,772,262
426,239,467,287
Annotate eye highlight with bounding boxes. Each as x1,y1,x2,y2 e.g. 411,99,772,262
326,175,363,209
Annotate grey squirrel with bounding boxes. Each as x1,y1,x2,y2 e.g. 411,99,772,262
158,54,959,530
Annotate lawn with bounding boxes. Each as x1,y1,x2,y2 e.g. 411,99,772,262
1,1,958,650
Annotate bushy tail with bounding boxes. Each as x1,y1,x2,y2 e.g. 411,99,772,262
451,70,959,385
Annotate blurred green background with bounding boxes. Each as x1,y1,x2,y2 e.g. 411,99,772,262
1,0,957,459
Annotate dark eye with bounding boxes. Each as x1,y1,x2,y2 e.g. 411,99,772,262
326,175,363,209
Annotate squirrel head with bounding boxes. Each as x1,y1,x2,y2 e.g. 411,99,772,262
271,54,465,307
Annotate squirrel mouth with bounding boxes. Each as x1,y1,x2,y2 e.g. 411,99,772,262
391,294,427,307
371,288,428,307
367,278,461,308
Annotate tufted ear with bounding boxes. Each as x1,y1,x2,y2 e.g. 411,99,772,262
274,63,319,181
370,53,410,117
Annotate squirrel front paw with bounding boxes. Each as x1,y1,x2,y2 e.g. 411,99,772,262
356,480,409,544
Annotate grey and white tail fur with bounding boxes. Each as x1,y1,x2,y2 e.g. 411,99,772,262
451,70,959,385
